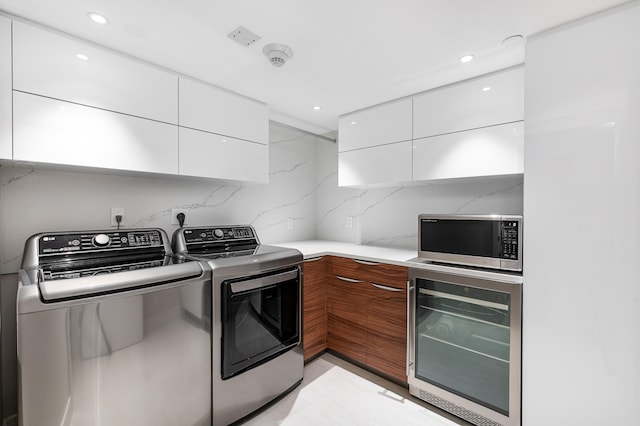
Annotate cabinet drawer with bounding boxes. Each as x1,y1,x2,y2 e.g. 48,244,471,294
330,257,407,289
13,22,178,124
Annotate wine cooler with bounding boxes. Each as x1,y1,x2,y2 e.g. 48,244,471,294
408,267,522,426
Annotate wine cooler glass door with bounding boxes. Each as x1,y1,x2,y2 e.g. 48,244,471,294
414,274,520,417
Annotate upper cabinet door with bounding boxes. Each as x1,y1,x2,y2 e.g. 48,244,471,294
338,98,412,152
338,141,412,186
413,121,524,181
0,16,11,160
413,66,524,139
12,22,178,124
13,92,179,174
179,78,268,144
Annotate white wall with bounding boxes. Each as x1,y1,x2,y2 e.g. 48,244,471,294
523,3,640,424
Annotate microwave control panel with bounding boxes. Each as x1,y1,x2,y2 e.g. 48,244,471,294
500,221,519,259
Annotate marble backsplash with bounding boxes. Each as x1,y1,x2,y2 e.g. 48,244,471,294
0,123,522,273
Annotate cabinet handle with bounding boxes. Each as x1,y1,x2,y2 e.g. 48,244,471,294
336,275,363,283
304,257,324,263
353,259,380,266
370,283,403,292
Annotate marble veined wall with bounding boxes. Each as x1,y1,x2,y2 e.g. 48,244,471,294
314,138,524,249
0,123,318,274
0,123,524,273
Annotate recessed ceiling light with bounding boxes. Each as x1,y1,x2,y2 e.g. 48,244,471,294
312,105,321,111
350,121,357,125
87,12,109,25
482,86,491,92
76,53,89,60
459,54,475,63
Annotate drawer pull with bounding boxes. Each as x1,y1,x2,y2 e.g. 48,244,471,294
353,259,380,266
304,257,324,263
371,283,403,292
336,275,363,284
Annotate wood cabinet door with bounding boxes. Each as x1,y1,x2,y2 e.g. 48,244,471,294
327,274,367,364
366,281,407,382
302,257,328,361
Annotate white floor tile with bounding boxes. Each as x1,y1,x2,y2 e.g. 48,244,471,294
242,353,468,426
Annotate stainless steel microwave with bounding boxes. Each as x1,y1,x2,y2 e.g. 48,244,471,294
418,214,523,272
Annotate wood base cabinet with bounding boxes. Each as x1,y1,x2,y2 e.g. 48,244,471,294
327,257,408,382
302,257,328,361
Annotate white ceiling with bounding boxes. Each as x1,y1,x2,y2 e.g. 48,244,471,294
0,0,631,133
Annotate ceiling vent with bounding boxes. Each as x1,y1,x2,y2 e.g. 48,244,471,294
227,26,261,47
263,43,294,68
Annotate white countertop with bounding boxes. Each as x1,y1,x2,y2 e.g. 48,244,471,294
272,240,523,284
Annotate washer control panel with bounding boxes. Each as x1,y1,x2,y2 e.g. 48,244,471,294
38,230,164,255
183,227,255,244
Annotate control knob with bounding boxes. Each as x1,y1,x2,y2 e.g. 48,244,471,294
93,234,110,247
213,229,224,239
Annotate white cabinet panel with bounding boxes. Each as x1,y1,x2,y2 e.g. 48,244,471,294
179,127,268,183
179,78,268,144
13,22,178,124
0,16,11,160
338,99,412,152
412,122,523,181
338,141,412,186
413,66,524,139
13,92,178,174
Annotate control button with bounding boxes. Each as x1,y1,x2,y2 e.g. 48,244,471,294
213,229,224,239
120,237,128,243
93,234,110,247
71,239,80,246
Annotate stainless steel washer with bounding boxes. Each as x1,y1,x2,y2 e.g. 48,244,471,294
172,225,303,426
17,228,212,426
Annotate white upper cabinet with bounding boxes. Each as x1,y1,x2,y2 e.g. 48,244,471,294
413,121,524,181
179,78,268,144
13,92,179,174
338,99,412,152
0,15,11,160
12,22,178,124
413,66,524,139
179,128,268,182
338,141,412,186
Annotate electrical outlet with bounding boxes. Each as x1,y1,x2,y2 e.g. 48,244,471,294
287,218,294,230
171,209,188,225
110,207,125,227
346,216,353,228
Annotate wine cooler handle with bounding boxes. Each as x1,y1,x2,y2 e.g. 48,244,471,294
406,280,415,378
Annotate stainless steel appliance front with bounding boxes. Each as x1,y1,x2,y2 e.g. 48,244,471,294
17,229,212,426
418,214,523,272
408,267,522,426
173,226,303,425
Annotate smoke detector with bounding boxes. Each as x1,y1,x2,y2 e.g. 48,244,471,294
263,43,294,67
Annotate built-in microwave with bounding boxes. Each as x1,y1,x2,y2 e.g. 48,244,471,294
418,214,523,272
